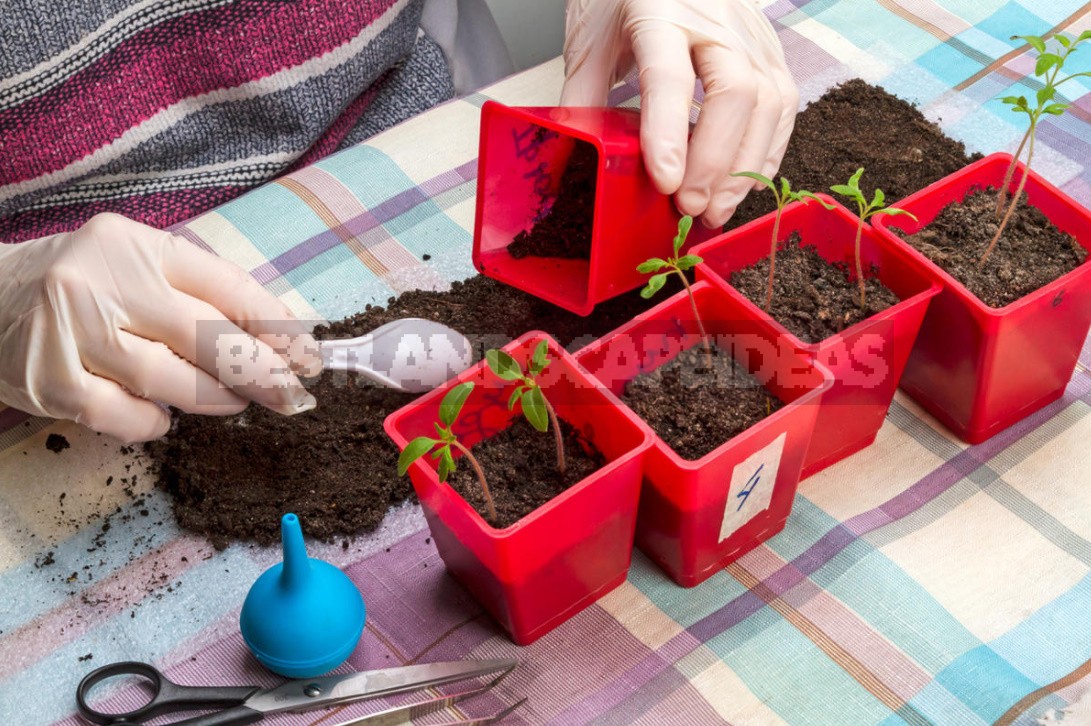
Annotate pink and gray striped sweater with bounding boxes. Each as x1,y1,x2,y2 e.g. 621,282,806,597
0,0,457,243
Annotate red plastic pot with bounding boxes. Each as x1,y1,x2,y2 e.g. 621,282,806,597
872,153,1091,443
384,332,652,645
692,196,941,477
575,281,832,587
472,102,712,316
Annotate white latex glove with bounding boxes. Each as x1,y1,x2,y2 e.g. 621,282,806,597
561,0,799,228
0,213,323,443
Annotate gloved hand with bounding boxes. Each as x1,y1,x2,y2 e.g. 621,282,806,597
0,213,323,443
560,0,798,228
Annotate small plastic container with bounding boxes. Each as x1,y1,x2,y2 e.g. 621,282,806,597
872,153,1091,443
472,102,711,316
384,332,652,645
692,195,941,477
575,282,832,587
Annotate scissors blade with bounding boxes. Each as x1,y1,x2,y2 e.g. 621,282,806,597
245,659,518,714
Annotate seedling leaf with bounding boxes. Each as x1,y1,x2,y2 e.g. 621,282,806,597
1037,53,1062,76
1044,103,1070,115
796,191,835,209
872,188,886,208
675,254,703,271
521,385,549,432
1014,34,1046,53
439,381,474,427
637,258,668,273
398,436,437,475
731,170,774,191
530,339,550,376
829,184,857,197
673,215,693,255
437,446,456,481
1057,34,1072,48
882,207,918,220
847,167,864,190
641,273,668,299
485,350,523,381
507,386,523,410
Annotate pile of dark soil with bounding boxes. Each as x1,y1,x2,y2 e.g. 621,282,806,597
727,79,977,230
508,139,599,260
622,347,783,460
446,416,604,529
900,188,1087,307
144,80,984,548
728,232,901,343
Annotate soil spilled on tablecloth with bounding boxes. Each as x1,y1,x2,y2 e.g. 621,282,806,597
897,188,1087,308
144,79,978,548
446,416,605,529
622,347,783,460
727,232,901,343
507,139,599,260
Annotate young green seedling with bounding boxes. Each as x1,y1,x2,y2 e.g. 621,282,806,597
831,168,916,309
731,172,832,311
984,31,1091,267
485,340,566,475
397,381,497,521
637,215,712,368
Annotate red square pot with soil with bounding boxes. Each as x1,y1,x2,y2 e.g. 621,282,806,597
692,195,941,477
575,281,832,587
872,153,1091,443
384,332,652,645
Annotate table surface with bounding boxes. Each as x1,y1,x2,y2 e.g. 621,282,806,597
4,2,1091,725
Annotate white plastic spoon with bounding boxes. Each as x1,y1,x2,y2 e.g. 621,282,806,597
319,318,475,393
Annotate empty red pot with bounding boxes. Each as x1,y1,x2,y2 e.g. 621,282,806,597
692,195,941,477
472,102,711,316
872,153,1091,443
384,332,652,644
575,281,832,587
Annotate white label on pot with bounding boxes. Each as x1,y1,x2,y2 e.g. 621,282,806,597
719,433,786,543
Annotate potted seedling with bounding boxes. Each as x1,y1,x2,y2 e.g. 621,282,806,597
730,172,831,311
385,332,653,644
397,382,497,522
871,31,1091,443
576,256,834,587
636,215,712,367
485,341,565,475
689,172,941,478
471,102,713,316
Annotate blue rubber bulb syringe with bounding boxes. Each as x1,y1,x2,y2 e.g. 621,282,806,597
239,513,366,677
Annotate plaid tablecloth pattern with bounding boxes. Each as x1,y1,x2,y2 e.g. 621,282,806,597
3,1,1091,724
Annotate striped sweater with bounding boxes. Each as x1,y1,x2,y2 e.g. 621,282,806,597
0,0,455,243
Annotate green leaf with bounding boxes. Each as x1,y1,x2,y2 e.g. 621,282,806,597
437,445,456,481
637,258,668,273
507,386,524,410
1036,53,1062,77
485,349,523,381
1079,30,1091,43
673,215,693,256
883,207,918,221
1013,34,1046,53
731,170,774,191
847,167,865,190
674,254,703,271
640,273,668,299
1056,34,1072,49
439,381,474,427
830,183,864,204
521,385,549,432
999,95,1023,106
1044,102,1070,115
1037,86,1056,106
796,191,835,209
398,436,437,476
433,422,446,438
872,188,886,209
779,176,792,201
529,339,550,377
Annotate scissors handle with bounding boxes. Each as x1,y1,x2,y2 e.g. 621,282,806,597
76,661,261,725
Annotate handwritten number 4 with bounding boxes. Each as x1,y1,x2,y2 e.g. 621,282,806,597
737,464,764,512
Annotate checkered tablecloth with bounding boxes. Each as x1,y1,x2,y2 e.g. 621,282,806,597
3,2,1091,724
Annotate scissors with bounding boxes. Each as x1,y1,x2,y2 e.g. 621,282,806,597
76,658,522,725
